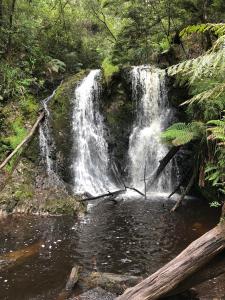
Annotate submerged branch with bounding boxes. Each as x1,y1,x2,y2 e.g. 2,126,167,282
170,171,196,212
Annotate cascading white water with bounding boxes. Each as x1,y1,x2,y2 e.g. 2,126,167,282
128,65,173,193
39,89,62,185
72,70,116,196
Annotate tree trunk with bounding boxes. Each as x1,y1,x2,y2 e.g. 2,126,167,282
0,0,3,26
117,222,225,300
6,0,16,55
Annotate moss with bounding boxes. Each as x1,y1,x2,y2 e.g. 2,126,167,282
19,94,39,122
49,70,88,114
5,118,27,148
48,70,88,183
0,92,40,165
14,185,34,201
43,197,83,216
102,70,133,166
101,58,119,83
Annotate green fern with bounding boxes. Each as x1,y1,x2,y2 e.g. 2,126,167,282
180,23,225,38
161,122,205,146
207,118,225,143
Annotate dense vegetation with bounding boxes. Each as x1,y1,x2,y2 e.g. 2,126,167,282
1,0,225,205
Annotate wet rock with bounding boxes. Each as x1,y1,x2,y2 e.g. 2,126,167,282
102,69,133,176
79,272,142,295
48,70,88,184
71,287,116,300
0,159,86,216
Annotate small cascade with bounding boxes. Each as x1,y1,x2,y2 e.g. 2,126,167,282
128,65,173,193
72,70,116,196
39,89,61,185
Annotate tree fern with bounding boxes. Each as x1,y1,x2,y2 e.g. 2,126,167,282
161,122,205,146
167,48,225,83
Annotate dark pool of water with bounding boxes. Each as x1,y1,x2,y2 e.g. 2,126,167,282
0,197,221,300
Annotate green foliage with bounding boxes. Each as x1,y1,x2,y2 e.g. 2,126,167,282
167,23,225,201
46,59,66,74
180,23,225,38
101,57,119,82
207,118,225,143
210,201,221,207
161,122,205,146
6,118,27,150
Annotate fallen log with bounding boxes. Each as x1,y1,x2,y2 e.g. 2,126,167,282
0,111,45,171
117,221,225,300
166,250,225,297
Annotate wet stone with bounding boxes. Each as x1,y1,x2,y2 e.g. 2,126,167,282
71,287,116,300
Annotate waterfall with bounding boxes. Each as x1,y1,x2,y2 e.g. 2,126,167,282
72,70,116,196
39,89,61,185
128,65,173,193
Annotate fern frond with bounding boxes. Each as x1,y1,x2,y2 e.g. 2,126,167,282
207,118,225,142
181,81,225,106
167,48,225,82
161,122,205,146
180,23,225,38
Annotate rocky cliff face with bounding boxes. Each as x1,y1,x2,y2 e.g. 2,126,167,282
101,69,134,177
0,67,186,215
47,68,134,183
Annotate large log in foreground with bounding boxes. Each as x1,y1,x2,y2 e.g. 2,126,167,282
117,222,225,300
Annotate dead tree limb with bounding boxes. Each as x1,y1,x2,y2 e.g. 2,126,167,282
154,146,180,179
81,186,145,202
144,146,180,184
0,111,45,171
57,265,81,300
170,171,196,212
91,6,117,42
168,168,192,199
144,163,147,200
81,190,126,201
126,187,145,197
117,222,225,300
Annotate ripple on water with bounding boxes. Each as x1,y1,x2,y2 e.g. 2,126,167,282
0,197,220,300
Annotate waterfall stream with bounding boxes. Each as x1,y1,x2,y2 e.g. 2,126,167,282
72,70,116,196
39,89,62,186
39,67,175,196
128,65,173,193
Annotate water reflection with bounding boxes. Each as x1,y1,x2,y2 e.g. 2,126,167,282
0,198,220,300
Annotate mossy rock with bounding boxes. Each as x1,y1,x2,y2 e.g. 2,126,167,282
102,68,134,172
43,197,84,216
48,70,89,183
